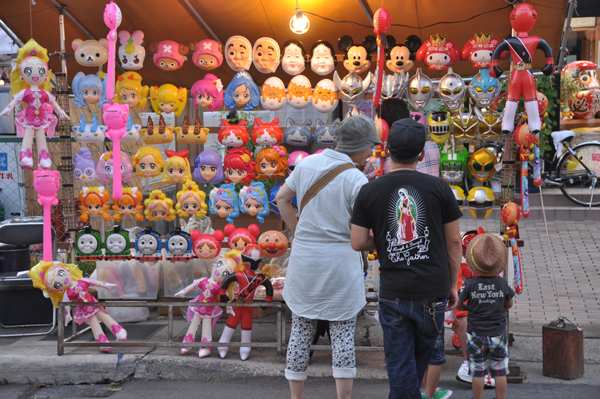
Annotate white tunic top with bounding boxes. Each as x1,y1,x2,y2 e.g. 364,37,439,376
283,149,368,321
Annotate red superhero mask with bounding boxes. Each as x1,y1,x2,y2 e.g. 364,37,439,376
510,3,537,36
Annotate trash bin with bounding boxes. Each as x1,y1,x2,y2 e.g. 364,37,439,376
0,273,54,326
0,243,31,273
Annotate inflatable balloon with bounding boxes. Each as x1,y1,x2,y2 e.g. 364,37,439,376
416,34,460,71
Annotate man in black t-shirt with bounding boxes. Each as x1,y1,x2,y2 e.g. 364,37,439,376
351,118,462,399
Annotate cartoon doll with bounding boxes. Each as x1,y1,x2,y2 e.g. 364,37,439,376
133,146,164,178
225,35,252,72
176,182,208,218
312,79,338,114
281,40,306,75
144,189,176,222
30,261,127,352
175,255,238,358
118,30,145,70
258,230,288,258
252,37,280,74
310,40,337,76
224,72,260,111
115,71,149,111
385,35,422,75
287,75,313,110
190,39,223,70
337,35,377,74
112,187,144,222
224,147,255,185
191,229,225,260
150,84,187,116
252,118,283,146
260,77,287,111
218,119,249,147
193,150,224,184
191,74,224,112
79,186,111,223
96,150,133,183
150,40,189,71
73,146,97,182
255,145,288,180
72,72,108,108
162,149,191,184
224,223,260,252
416,34,460,71
209,185,240,224
239,182,270,223
0,39,70,169
461,32,500,70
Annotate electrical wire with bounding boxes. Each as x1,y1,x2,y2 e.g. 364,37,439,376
303,11,373,29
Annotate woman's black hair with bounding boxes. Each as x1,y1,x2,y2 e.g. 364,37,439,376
281,39,307,58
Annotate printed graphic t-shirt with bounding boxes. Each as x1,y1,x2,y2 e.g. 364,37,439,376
458,276,515,336
351,170,463,301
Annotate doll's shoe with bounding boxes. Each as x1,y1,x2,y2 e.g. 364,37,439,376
19,149,33,169
38,149,52,169
111,324,127,341
181,333,194,355
97,333,112,353
240,330,252,361
198,337,212,359
218,326,235,358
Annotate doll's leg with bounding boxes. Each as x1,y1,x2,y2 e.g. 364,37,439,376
89,316,111,353
96,311,128,341
34,129,51,169
19,129,35,168
524,101,542,132
239,307,254,360
181,315,201,355
501,101,519,133
218,312,241,358
198,318,213,358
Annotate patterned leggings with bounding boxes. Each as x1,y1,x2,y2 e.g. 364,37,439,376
285,314,357,381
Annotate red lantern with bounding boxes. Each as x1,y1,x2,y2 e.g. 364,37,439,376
373,8,391,33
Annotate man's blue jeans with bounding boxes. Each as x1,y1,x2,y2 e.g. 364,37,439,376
379,297,447,399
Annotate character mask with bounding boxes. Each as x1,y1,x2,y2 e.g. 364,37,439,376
407,68,433,110
437,67,465,111
287,75,312,110
253,37,280,73
260,77,287,111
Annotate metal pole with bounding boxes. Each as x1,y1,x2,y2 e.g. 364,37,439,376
181,0,221,42
58,303,64,356
0,19,24,47
57,4,68,74
557,0,578,71
356,0,374,27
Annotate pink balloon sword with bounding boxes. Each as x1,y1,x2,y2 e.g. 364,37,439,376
33,169,61,262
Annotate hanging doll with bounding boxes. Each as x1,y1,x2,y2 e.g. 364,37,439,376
255,145,288,179
144,189,176,221
112,186,144,222
175,182,208,218
150,84,187,116
416,34,460,71
115,71,149,111
191,229,225,260
30,261,127,352
224,223,260,252
0,39,70,169
79,186,111,223
96,150,133,183
224,72,260,111
190,39,223,70
150,40,189,71
239,182,270,223
175,255,239,357
209,184,239,225
72,72,108,108
191,74,224,112
224,147,255,185
118,30,145,70
73,146,98,182
193,150,224,184
133,146,164,178
162,149,191,184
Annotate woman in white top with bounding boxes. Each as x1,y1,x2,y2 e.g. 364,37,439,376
276,115,381,399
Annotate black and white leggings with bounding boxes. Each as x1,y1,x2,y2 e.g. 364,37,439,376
285,314,357,381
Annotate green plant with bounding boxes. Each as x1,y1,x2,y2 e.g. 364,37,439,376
560,74,580,104
77,261,96,277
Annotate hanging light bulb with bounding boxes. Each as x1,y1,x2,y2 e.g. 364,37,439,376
290,5,309,34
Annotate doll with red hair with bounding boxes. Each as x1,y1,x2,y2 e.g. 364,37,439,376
191,229,225,260
224,223,260,253
224,148,255,185
255,145,287,180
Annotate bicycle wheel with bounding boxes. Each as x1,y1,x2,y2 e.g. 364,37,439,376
557,142,600,207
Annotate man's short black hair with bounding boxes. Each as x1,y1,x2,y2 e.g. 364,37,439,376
390,153,419,165
381,98,409,128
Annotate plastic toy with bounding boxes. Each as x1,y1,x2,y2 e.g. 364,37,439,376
253,37,280,73
72,38,109,67
255,146,288,179
333,70,372,117
123,113,141,142
416,34,460,70
176,256,238,358
33,169,60,262
115,71,149,111
224,223,260,253
133,146,164,178
225,36,252,72
269,185,298,216
385,35,421,75
165,228,193,261
312,79,338,113
468,68,501,108
372,7,391,108
258,231,288,259
501,201,523,294
410,111,426,125
76,225,103,261
532,91,548,186
150,40,189,71
224,148,255,185
337,35,376,74
72,72,108,108
118,30,145,70
239,182,270,223
150,84,187,116
260,77,287,111
466,187,495,219
310,40,337,76
72,114,107,143
313,118,340,147
102,103,129,199
73,146,97,182
288,151,310,175
191,74,224,112
252,118,282,146
176,182,208,218
79,186,111,223
209,185,239,224
468,148,498,183
450,185,466,211
407,68,433,111
191,229,225,260
452,111,478,141
30,261,127,352
162,149,191,184
0,40,69,169
461,32,500,69
190,39,223,70
283,118,313,147
141,115,174,144
218,244,273,360
427,112,452,146
515,123,536,218
193,150,224,184
112,187,144,223
561,61,600,119
104,225,132,260
287,75,312,110
441,146,469,183
135,227,162,261
437,67,465,111
218,119,249,147
379,72,403,101
281,40,306,75
224,72,260,111
175,115,209,145
490,3,555,136
144,189,176,222
96,150,133,184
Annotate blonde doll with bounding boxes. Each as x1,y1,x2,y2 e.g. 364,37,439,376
115,71,149,111
112,187,144,222
176,182,208,218
79,186,111,223
133,146,164,178
150,84,187,116
162,149,191,184
30,261,127,352
144,189,176,221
